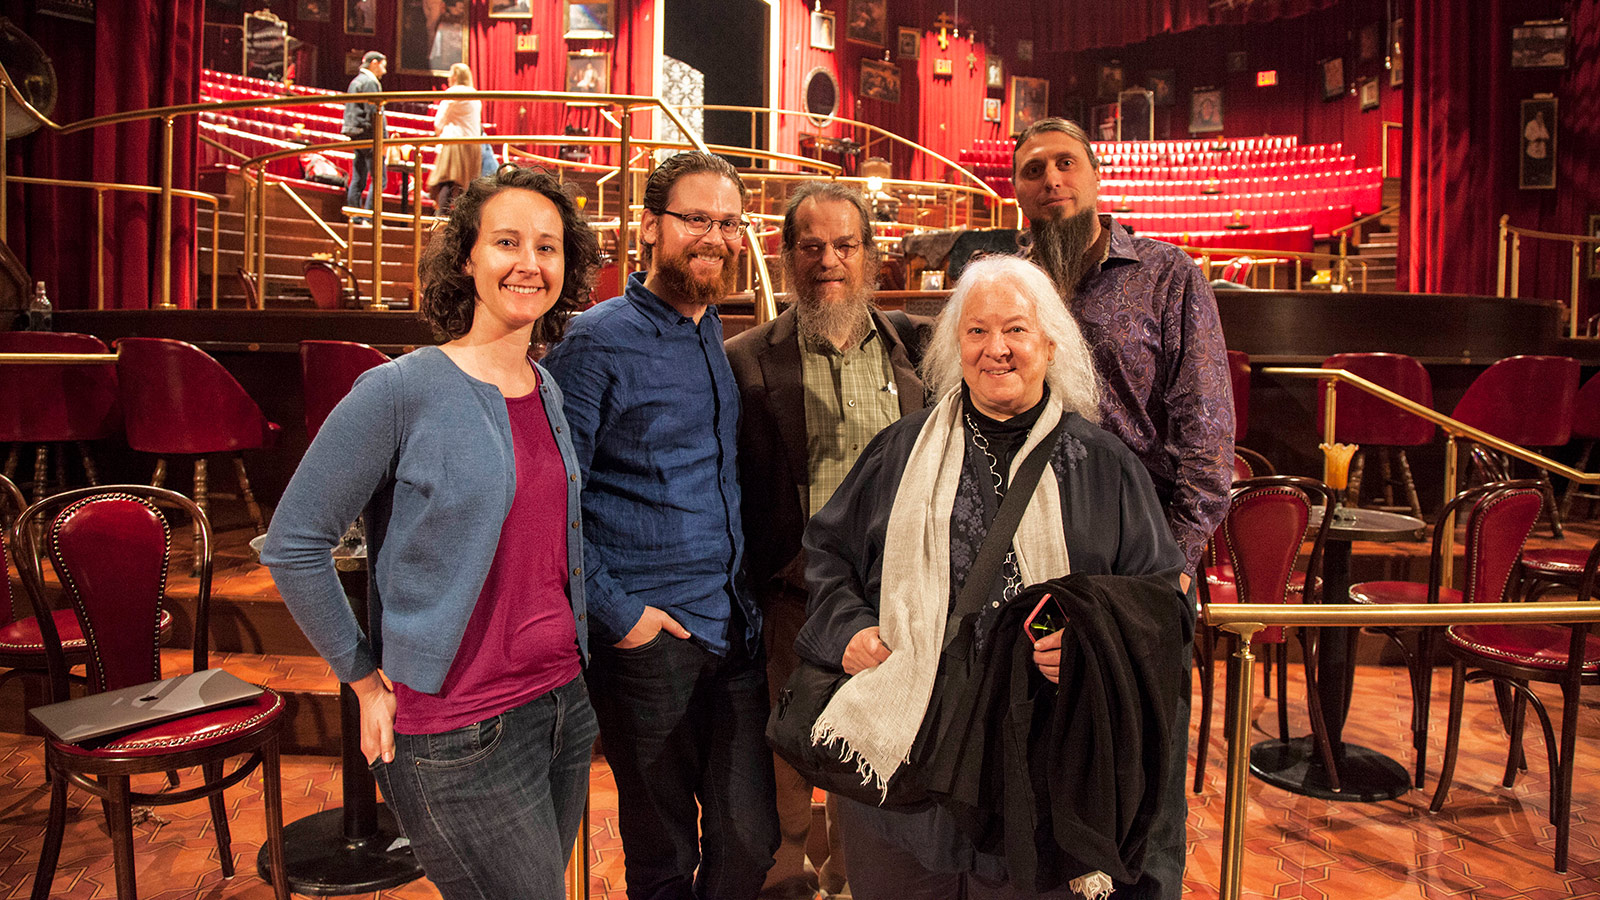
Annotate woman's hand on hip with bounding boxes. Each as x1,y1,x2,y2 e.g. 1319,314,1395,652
351,670,397,765
842,626,893,674
1032,629,1063,684
615,606,692,649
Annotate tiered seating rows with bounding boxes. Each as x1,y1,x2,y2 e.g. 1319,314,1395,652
200,111,440,170
202,81,436,134
1100,185,1381,218
199,122,412,201
1107,205,1352,239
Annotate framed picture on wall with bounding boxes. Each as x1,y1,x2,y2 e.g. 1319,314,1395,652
489,0,533,19
1359,77,1379,111
1389,18,1404,87
296,0,330,23
1358,23,1380,62
1519,96,1556,190
1587,213,1600,279
1145,68,1175,106
1225,50,1248,73
845,0,887,47
1511,20,1568,69
1009,76,1048,135
1189,87,1223,134
1321,57,1345,100
1016,39,1033,62
565,1,615,39
986,56,1004,90
860,58,900,103
1097,61,1123,100
897,27,919,60
811,11,836,51
397,0,468,75
344,49,365,76
983,97,1002,123
345,0,375,35
36,0,94,23
567,51,610,95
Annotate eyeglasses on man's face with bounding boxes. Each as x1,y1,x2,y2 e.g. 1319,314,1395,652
793,238,865,260
661,210,747,239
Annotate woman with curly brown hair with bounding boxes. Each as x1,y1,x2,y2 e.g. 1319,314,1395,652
264,165,603,899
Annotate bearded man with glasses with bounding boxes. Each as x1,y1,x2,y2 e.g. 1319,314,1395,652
726,180,933,900
544,151,780,900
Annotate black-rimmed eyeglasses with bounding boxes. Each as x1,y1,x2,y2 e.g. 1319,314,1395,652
661,210,747,239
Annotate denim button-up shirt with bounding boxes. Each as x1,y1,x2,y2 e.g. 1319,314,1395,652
542,273,759,656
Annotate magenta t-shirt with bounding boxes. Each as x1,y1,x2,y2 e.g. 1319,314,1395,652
394,382,581,734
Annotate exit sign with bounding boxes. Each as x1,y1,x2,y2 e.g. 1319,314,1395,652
1256,69,1278,86
515,33,539,53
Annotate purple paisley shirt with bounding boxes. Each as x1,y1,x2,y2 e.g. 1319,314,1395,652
1063,216,1234,571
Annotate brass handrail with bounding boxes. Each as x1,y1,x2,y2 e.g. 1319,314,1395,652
0,352,118,364
1264,365,1600,594
2,174,222,310
277,181,348,252
1496,214,1600,338
1332,202,1399,270
1207,601,1600,900
1180,244,1369,291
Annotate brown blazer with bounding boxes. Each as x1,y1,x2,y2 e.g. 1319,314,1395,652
726,306,931,596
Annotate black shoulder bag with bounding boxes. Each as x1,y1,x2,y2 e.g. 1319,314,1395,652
766,416,1066,809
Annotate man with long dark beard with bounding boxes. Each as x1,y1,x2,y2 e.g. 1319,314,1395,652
544,151,780,900
1012,118,1234,900
727,181,932,900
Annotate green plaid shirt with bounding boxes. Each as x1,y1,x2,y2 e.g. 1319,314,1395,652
800,318,902,517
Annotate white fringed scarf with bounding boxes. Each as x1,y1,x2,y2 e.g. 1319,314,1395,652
811,388,1072,796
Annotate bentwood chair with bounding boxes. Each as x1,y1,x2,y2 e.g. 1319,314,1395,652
115,337,281,536
301,258,360,310
0,331,121,503
1555,370,1600,522
1348,480,1544,789
1,472,175,716
1317,352,1434,519
12,485,289,900
1451,355,1578,538
1194,475,1338,792
1429,536,1600,872
299,340,390,441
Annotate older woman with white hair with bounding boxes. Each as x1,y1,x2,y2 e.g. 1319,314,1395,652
794,255,1190,899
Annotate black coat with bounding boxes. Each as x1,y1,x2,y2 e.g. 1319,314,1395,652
925,574,1193,893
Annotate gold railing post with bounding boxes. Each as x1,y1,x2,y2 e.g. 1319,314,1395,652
1440,434,1459,591
1571,239,1582,339
1321,376,1338,482
0,66,7,244
1218,621,1264,900
369,103,388,310
411,147,424,304
1510,233,1522,299
157,115,176,309
256,166,269,308
211,203,221,309
618,108,633,273
95,188,106,310
1496,215,1509,297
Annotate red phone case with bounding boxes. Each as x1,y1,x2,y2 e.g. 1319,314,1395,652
1023,592,1063,641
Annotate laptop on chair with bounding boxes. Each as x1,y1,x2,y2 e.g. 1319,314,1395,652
29,669,265,745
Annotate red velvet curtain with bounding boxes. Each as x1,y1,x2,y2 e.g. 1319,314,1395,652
912,32,989,183
93,1,203,309
1400,0,1595,306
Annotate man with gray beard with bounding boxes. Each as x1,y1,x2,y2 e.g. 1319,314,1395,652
727,181,931,900
1013,118,1235,900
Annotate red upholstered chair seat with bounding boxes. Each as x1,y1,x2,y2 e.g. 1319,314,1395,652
0,608,173,653
1519,547,1587,578
1444,623,1600,673
1349,581,1463,605
55,688,283,758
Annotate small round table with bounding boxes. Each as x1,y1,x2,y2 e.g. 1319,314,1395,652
249,535,424,894
1248,506,1426,802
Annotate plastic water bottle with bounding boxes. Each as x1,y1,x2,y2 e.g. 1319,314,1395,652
27,280,52,332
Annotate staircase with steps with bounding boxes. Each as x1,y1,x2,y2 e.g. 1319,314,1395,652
1348,177,1401,291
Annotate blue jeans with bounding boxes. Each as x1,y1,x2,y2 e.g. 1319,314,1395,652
587,633,780,900
370,676,599,900
347,147,374,212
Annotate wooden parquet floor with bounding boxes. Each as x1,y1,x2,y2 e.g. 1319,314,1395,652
0,658,1596,899
2,523,1599,898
